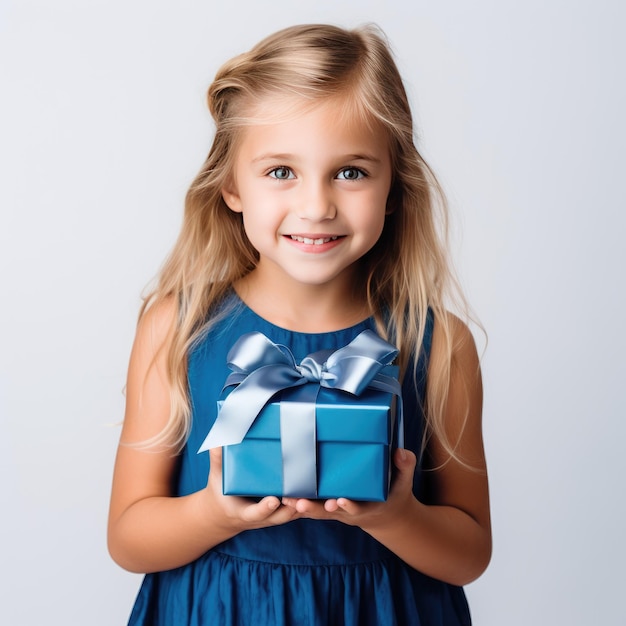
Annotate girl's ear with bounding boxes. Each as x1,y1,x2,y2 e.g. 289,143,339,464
385,183,398,215
221,182,243,213
385,197,396,216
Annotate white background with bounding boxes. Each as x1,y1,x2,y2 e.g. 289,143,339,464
1,0,624,624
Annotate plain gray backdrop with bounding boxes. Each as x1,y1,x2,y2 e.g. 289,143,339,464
1,0,624,624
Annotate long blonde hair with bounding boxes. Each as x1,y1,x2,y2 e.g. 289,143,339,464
139,23,472,460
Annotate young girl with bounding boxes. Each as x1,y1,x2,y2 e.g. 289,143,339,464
108,23,491,626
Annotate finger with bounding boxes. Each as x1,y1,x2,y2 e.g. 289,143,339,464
241,496,281,522
323,499,339,512
336,498,361,515
283,497,335,516
295,498,315,514
206,447,224,492
208,447,223,475
253,497,303,525
293,498,329,517
392,448,417,491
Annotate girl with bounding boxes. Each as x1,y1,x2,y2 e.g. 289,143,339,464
108,23,491,626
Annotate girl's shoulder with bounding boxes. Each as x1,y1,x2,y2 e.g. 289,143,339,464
134,297,178,353
139,296,177,328
431,310,480,366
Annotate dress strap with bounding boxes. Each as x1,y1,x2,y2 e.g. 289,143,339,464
410,308,434,400
423,308,434,362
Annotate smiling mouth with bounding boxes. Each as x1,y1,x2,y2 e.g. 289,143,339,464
289,235,340,245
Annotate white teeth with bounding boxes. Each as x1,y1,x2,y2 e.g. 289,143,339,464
290,235,338,245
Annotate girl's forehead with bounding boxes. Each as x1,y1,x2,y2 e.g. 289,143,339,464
243,93,378,131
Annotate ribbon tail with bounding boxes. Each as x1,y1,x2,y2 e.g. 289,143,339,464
198,366,305,453
197,409,250,453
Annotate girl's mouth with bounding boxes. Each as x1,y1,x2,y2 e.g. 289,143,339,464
288,235,340,245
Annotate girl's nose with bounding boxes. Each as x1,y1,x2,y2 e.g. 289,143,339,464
296,181,337,221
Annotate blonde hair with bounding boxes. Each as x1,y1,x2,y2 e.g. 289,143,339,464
138,23,473,461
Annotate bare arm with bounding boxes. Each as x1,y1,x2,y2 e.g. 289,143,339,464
283,316,491,586
107,300,298,574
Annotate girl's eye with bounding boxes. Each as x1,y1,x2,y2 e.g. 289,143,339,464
268,167,294,180
336,167,365,181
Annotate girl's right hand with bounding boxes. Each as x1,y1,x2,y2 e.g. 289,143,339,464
203,447,301,532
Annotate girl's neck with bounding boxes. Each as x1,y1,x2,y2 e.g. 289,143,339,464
234,271,371,333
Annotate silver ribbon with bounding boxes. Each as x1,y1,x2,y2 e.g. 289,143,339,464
198,330,402,497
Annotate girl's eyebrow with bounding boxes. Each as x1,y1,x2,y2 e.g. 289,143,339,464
251,153,298,164
343,153,383,164
251,153,383,164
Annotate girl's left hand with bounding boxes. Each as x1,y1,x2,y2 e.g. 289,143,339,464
281,447,416,529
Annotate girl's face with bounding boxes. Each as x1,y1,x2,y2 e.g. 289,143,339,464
222,97,392,293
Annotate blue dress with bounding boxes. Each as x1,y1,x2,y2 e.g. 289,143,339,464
128,295,471,625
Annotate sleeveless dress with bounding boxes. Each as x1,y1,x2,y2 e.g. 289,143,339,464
128,294,471,626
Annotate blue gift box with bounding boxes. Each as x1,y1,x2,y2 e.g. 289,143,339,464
198,330,402,502
220,366,399,502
